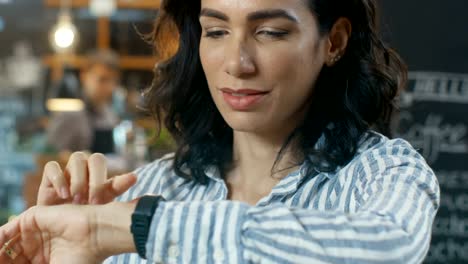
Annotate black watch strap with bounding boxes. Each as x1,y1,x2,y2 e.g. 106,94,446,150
131,195,165,259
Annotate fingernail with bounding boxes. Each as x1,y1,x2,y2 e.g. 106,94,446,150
73,194,82,204
60,187,70,199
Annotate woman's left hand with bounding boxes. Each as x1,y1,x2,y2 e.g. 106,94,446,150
0,202,136,264
37,152,137,206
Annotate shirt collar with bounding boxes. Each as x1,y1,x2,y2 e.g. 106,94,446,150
203,130,381,191
204,165,224,182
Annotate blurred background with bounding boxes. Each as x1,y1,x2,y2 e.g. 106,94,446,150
0,0,466,263
0,0,174,221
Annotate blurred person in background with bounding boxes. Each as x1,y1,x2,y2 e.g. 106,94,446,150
46,50,120,154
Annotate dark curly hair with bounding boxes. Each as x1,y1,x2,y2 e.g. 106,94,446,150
145,0,407,184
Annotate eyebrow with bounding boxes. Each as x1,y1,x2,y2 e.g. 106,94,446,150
199,8,298,23
200,8,229,21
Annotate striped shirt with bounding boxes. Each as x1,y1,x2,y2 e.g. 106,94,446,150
105,131,440,264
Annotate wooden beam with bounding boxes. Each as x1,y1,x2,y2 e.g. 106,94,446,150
44,0,161,10
43,54,156,72
97,17,110,50
43,54,87,69
119,56,157,70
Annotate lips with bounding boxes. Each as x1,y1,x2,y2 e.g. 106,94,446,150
220,88,268,95
220,88,270,110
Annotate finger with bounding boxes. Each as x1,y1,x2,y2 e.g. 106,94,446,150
0,229,7,249
9,254,29,264
0,235,24,263
0,211,37,264
67,152,89,204
87,153,108,203
0,220,20,247
91,173,136,204
111,173,137,196
41,162,69,200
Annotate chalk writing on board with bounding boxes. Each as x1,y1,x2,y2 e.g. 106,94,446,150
433,215,468,237
402,72,468,106
398,113,468,163
401,72,468,264
440,193,468,212
427,239,468,262
435,171,468,189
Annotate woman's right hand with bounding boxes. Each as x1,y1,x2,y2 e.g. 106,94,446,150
37,152,137,206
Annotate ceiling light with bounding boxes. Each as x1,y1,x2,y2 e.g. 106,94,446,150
50,0,78,53
47,67,84,112
90,0,116,17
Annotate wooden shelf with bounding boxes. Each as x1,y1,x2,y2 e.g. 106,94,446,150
43,54,157,70
44,0,160,80
44,0,161,10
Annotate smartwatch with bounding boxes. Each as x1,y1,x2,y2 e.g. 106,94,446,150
131,195,166,259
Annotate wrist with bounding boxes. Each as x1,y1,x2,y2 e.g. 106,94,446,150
93,202,137,258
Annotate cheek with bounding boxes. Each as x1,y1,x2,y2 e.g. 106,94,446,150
258,43,324,123
262,45,320,95
199,41,224,84
200,41,228,110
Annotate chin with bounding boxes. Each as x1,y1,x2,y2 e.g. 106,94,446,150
222,112,271,133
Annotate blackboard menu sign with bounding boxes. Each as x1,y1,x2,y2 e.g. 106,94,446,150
397,72,468,263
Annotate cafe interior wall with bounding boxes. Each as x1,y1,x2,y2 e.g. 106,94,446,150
0,0,161,223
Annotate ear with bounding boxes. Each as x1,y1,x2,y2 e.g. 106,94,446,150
325,17,352,67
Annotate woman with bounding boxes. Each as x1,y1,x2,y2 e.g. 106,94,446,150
0,0,439,263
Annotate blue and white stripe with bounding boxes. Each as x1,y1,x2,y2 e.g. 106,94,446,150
105,131,440,263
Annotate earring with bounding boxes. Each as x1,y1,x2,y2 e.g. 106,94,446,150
332,54,342,63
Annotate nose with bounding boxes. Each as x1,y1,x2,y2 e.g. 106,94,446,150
223,38,256,77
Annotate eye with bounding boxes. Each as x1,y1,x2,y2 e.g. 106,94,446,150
204,30,228,39
257,29,289,39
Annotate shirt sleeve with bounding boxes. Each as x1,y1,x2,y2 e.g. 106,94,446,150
103,155,177,263
145,141,440,264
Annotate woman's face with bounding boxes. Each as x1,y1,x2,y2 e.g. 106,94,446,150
199,0,328,135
